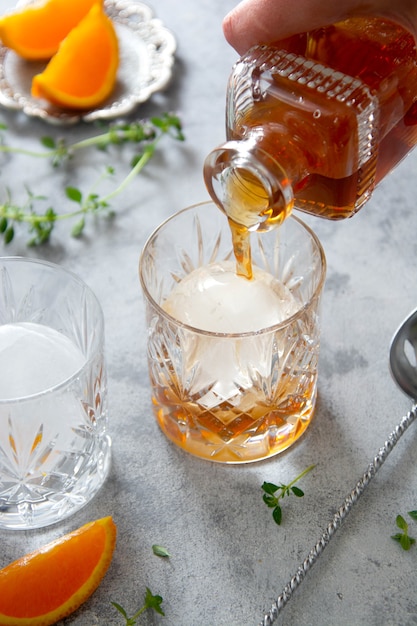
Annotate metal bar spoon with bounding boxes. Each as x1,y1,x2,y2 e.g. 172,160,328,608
260,307,417,626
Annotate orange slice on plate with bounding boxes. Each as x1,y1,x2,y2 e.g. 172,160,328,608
0,516,117,626
0,0,103,60
31,3,119,110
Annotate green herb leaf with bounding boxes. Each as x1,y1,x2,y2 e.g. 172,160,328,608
111,601,129,619
66,186,83,204
262,482,279,495
41,136,56,149
272,505,282,525
71,217,86,238
291,486,305,497
4,226,14,244
396,515,408,531
401,534,413,551
152,544,170,558
263,493,278,508
408,511,417,521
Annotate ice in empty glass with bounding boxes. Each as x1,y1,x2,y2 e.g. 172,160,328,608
0,258,111,529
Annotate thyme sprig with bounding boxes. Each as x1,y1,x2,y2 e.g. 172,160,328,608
391,511,417,551
0,113,184,245
262,465,315,525
111,588,164,625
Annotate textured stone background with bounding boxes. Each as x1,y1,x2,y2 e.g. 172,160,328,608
0,1,416,625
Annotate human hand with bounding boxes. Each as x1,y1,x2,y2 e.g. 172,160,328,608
223,0,417,54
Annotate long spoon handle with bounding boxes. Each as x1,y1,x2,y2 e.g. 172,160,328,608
260,404,417,626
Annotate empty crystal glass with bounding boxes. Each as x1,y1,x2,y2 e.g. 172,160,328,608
0,257,111,529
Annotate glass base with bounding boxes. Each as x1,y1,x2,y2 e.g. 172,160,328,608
154,404,315,464
0,435,112,530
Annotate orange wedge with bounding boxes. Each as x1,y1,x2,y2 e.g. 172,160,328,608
0,516,117,626
31,3,119,109
0,0,103,60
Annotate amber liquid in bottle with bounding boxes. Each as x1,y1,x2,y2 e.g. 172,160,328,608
205,18,417,278
251,18,417,217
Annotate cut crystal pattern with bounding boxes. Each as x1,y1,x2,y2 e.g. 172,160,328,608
141,208,325,463
0,259,110,529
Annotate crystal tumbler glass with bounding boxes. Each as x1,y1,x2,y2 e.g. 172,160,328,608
0,257,111,529
139,201,326,463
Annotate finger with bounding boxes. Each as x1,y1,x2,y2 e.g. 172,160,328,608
223,0,354,54
223,0,417,54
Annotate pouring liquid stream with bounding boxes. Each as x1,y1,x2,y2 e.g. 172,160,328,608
224,167,290,279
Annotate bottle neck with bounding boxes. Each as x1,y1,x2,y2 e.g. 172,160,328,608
203,138,296,232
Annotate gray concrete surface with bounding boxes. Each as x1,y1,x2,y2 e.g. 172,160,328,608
1,1,417,625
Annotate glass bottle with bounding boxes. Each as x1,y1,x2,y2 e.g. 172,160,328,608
204,17,417,231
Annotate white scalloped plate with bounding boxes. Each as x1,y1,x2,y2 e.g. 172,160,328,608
0,0,176,125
